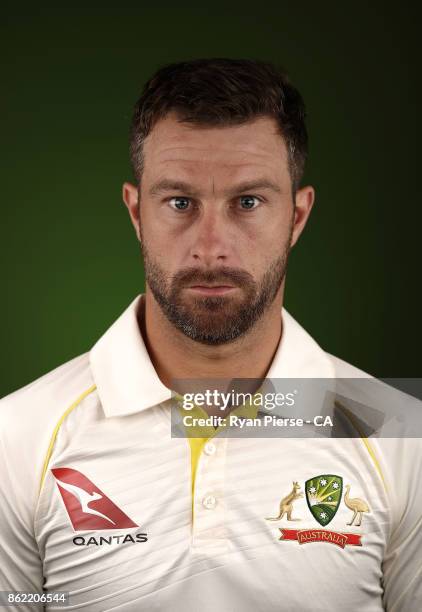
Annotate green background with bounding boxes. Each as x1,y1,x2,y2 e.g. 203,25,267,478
1,2,421,397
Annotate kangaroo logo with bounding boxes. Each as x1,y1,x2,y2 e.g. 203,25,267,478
265,481,304,522
51,467,138,531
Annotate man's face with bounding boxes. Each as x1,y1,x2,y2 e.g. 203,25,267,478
124,113,313,345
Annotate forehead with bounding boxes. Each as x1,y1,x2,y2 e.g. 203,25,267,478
141,112,289,181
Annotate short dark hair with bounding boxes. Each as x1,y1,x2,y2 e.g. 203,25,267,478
129,58,308,193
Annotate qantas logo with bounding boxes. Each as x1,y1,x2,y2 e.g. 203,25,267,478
51,468,138,531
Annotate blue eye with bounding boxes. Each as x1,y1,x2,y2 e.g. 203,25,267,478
240,196,260,209
169,197,191,210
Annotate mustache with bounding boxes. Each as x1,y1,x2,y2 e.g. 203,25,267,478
171,266,255,287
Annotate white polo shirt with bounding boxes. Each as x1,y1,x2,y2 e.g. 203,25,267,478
0,294,421,611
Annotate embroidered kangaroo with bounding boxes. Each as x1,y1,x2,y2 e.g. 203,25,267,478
266,481,303,521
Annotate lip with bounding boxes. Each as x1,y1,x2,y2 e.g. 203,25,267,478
187,285,236,296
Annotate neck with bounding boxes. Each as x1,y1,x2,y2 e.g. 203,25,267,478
138,287,284,393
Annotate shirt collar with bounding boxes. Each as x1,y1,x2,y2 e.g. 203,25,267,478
89,294,335,418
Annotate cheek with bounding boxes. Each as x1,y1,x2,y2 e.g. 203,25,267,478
141,208,174,251
246,216,291,249
143,228,189,273
243,218,292,271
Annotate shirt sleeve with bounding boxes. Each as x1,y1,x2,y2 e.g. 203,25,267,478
380,437,422,611
0,396,44,610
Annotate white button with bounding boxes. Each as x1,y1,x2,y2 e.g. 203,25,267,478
204,442,216,456
202,495,217,509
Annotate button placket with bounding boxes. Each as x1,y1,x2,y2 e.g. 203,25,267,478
192,436,228,550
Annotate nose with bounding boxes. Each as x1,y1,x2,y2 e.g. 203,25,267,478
189,206,232,266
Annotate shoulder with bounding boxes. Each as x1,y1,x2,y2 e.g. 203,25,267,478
325,352,374,378
0,353,96,512
325,352,422,529
0,352,94,422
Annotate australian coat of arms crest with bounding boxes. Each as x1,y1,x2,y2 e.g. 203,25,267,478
265,474,370,548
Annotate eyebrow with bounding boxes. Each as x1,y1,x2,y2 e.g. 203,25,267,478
148,178,282,197
149,179,200,197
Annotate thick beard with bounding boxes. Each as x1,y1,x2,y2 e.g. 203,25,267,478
140,239,291,346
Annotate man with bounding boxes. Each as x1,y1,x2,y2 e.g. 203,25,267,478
0,58,420,611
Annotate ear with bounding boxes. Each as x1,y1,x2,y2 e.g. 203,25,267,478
122,181,141,242
290,185,315,248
